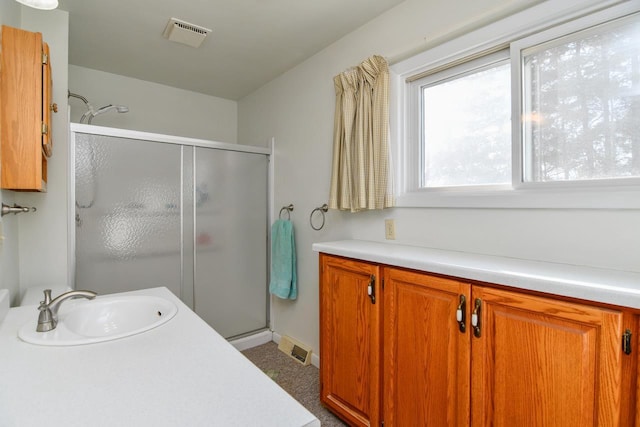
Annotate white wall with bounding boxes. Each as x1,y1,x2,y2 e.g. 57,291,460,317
0,4,68,306
69,66,238,143
0,0,23,306
238,0,640,355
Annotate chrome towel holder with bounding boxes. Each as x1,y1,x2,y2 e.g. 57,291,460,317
310,204,328,231
1,203,36,217
279,204,294,220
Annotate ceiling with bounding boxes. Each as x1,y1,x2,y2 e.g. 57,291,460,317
57,0,406,100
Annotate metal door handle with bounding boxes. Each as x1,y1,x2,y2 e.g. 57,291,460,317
456,295,466,333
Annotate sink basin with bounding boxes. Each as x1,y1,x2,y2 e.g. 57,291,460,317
18,295,178,346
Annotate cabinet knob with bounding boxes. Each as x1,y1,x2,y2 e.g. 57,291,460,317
50,103,58,113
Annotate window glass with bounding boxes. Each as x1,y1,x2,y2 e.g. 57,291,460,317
522,16,640,182
421,62,511,187
394,3,640,208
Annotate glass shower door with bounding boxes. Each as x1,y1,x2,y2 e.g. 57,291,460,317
75,134,184,299
194,147,268,339
74,129,270,339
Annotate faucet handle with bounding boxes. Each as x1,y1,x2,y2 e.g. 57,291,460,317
41,289,52,306
36,290,56,332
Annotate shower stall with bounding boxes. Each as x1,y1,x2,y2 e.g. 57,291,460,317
70,124,270,339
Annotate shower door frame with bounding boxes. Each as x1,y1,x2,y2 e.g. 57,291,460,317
68,123,274,336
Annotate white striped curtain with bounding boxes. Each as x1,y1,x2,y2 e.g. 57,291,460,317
328,55,394,212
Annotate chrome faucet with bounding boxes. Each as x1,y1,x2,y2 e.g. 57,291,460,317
36,289,97,332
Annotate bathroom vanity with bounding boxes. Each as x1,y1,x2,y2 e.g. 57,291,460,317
0,287,319,427
315,240,640,427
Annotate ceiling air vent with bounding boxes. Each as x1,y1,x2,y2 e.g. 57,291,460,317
162,17,212,48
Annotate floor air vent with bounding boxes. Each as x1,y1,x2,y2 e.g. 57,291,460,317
162,17,212,48
278,335,312,366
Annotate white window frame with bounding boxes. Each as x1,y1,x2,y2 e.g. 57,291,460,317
391,0,640,209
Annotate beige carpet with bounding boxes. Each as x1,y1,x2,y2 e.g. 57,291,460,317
241,342,347,426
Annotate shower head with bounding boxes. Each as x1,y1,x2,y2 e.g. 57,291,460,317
71,89,130,124
95,104,129,114
86,104,130,124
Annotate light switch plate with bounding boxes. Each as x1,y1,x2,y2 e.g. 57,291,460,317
385,219,396,240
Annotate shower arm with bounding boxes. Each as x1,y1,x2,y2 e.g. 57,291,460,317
68,90,89,105
68,91,96,124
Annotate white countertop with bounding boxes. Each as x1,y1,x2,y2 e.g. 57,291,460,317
313,240,640,310
0,287,319,427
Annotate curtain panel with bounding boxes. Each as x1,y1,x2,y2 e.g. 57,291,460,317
329,55,394,212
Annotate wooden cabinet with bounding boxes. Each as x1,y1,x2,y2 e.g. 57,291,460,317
470,286,622,426
320,254,634,427
1,25,53,191
384,267,471,427
319,254,382,427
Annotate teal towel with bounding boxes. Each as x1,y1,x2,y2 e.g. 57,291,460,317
269,219,297,300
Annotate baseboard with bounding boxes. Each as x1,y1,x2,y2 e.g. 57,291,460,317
310,352,320,368
229,330,273,351
272,332,320,368
272,331,282,344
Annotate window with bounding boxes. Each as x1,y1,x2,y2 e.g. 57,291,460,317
521,15,640,183
393,1,640,208
418,53,511,188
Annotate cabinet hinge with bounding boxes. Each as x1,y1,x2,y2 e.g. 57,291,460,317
623,329,632,355
42,53,48,65
41,122,48,135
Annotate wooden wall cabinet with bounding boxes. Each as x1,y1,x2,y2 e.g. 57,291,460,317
320,254,637,427
1,25,54,192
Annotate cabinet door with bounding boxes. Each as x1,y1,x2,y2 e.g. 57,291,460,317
320,254,381,427
384,268,471,427
0,26,47,191
471,286,623,427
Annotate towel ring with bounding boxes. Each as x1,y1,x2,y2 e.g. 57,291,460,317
279,204,294,220
310,204,328,231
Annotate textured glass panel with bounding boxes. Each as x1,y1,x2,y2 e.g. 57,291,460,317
422,62,511,187
523,15,640,182
194,148,268,339
75,134,183,297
